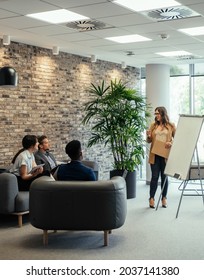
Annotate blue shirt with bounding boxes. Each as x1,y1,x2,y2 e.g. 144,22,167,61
56,161,96,181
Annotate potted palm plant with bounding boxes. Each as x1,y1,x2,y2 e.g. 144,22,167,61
82,79,150,198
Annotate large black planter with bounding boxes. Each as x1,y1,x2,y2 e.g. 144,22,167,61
110,169,136,199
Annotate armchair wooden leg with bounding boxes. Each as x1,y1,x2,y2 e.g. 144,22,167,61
18,215,22,227
104,230,109,246
12,211,29,227
43,230,48,245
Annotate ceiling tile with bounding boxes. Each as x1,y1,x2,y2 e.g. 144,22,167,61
1,0,204,67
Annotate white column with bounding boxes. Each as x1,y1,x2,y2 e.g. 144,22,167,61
146,64,170,184
146,64,170,114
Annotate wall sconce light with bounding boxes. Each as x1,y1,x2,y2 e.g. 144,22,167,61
0,66,18,87
3,35,10,45
121,61,126,69
52,46,59,55
91,55,97,63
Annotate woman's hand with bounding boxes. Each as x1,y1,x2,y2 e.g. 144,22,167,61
32,166,43,176
20,165,43,180
146,130,151,138
165,141,172,149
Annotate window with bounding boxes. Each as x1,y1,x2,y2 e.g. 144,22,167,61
139,63,204,180
170,76,190,123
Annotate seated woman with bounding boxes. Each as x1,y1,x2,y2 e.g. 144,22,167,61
10,134,49,191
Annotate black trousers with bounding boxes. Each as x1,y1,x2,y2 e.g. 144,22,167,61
149,155,168,199
16,171,50,191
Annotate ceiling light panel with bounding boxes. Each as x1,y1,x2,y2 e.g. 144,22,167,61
179,26,204,36
156,51,192,57
26,9,89,24
112,0,181,12
105,34,152,43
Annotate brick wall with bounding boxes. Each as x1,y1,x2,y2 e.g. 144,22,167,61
0,41,140,179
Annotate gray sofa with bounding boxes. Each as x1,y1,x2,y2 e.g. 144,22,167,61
0,173,29,227
29,175,127,246
0,160,98,228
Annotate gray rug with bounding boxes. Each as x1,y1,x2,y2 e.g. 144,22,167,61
1,180,204,260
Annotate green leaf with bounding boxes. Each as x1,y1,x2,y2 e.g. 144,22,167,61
82,79,151,171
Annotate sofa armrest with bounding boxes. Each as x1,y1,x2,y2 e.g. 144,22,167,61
0,173,19,213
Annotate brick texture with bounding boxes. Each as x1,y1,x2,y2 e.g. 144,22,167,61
0,41,140,179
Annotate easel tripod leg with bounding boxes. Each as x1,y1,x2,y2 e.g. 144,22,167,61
199,178,204,205
176,180,188,218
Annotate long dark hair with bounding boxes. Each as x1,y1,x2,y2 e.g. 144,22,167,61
11,135,37,164
11,148,25,164
153,106,174,131
154,106,169,126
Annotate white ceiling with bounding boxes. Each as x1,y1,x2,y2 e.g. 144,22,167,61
1,0,204,67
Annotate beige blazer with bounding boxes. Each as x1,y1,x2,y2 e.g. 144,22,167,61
147,122,176,164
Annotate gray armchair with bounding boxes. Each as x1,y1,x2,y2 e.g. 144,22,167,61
0,173,29,227
30,176,127,246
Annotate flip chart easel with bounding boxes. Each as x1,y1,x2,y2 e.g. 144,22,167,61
155,114,204,217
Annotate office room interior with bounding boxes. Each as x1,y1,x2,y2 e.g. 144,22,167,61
1,0,204,261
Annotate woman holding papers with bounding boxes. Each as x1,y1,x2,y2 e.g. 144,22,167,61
10,135,48,191
146,107,176,208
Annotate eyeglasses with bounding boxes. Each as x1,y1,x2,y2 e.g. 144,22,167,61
154,112,160,115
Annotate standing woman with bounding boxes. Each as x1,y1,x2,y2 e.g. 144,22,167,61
146,107,176,208
10,135,45,191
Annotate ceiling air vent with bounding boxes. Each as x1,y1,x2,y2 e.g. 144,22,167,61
66,20,113,31
176,55,202,61
141,6,200,21
126,51,135,56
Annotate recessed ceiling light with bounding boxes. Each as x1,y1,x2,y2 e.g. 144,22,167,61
26,9,89,24
156,51,192,57
105,34,151,43
179,26,204,36
112,0,181,12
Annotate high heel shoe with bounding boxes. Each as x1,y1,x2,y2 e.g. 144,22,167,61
149,198,155,208
162,197,167,208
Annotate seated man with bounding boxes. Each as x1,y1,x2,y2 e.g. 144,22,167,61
53,140,96,181
34,135,57,173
